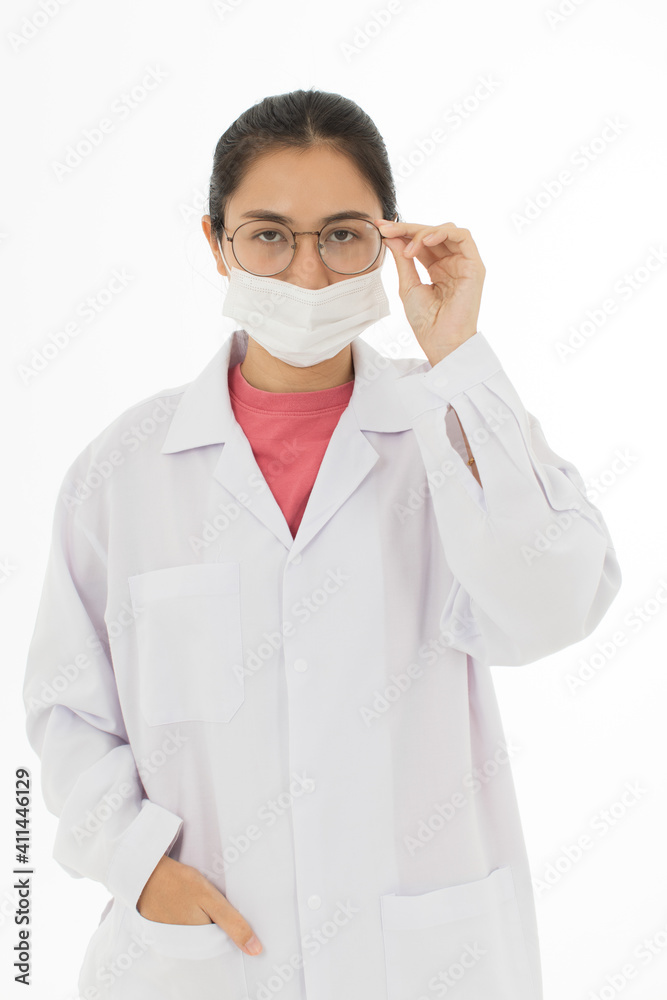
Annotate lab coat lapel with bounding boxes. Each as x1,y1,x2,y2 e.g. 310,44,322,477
162,327,418,554
286,404,380,558
285,333,419,557
212,421,296,549
159,329,293,547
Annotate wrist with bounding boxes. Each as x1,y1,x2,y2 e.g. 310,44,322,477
426,331,478,367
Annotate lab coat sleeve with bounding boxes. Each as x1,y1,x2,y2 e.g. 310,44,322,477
22,456,184,910
393,331,622,667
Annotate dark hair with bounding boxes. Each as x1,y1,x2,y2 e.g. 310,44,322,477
207,88,400,245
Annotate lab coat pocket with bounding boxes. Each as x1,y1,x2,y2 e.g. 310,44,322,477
108,903,248,1000
128,562,244,725
379,865,536,1000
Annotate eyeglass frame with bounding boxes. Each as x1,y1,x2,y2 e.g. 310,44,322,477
215,212,400,277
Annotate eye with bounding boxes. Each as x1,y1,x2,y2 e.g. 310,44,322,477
254,230,288,244
326,228,356,244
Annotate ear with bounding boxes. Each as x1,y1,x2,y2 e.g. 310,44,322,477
201,215,228,277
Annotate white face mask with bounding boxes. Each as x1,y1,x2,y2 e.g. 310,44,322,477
218,240,391,368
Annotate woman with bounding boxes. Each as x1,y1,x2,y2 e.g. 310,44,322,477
23,89,621,1000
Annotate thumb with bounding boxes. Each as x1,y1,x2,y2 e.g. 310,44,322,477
383,236,422,301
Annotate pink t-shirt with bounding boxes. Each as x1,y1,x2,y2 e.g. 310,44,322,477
228,362,355,538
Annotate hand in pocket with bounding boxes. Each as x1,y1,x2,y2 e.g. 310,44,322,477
137,855,263,956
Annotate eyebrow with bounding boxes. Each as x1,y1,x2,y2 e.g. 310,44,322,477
239,209,375,225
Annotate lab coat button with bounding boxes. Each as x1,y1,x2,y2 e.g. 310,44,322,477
293,658,308,672
307,895,321,910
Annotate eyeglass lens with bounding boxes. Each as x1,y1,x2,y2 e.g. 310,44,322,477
229,218,382,275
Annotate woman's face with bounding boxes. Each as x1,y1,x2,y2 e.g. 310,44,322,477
203,145,387,289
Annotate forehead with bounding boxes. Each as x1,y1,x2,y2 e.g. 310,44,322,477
226,146,380,222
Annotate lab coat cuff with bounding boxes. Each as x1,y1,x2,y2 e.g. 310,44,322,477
106,800,184,911
394,331,504,420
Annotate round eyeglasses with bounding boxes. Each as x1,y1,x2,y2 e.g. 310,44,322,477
217,215,398,277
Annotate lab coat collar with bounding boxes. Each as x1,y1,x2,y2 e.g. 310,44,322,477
160,328,422,455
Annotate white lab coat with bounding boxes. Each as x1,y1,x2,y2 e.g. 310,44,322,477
23,327,621,1000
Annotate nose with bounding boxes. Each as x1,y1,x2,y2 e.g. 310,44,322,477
284,232,333,289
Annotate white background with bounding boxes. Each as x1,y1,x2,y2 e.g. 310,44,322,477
1,0,665,997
